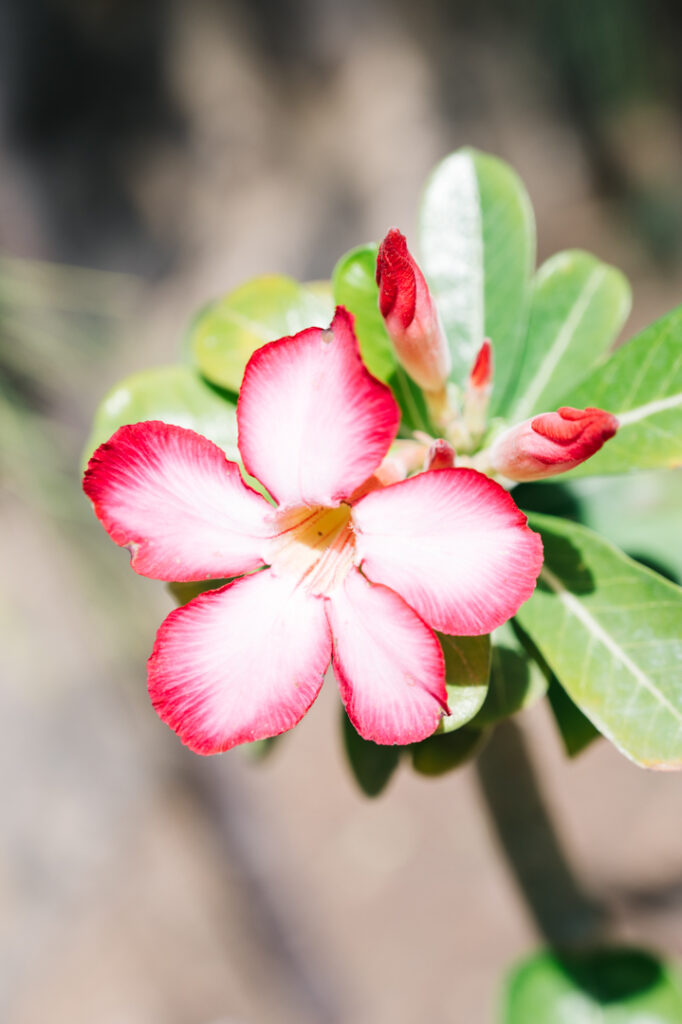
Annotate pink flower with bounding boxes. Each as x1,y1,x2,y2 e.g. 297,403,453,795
83,308,542,753
489,406,619,482
376,229,451,392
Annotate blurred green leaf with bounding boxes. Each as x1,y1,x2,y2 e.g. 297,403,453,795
471,621,548,727
191,275,334,392
331,243,432,432
437,634,491,733
503,947,682,1023
82,365,240,469
411,726,487,776
342,710,401,797
557,304,682,476
547,677,601,757
517,514,682,769
510,250,631,420
418,147,535,413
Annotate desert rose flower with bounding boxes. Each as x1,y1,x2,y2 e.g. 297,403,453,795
488,406,618,482
376,229,451,393
83,308,542,753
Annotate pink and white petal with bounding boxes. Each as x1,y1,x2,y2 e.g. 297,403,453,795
326,569,447,745
352,468,543,635
148,570,332,753
83,421,272,581
237,307,400,508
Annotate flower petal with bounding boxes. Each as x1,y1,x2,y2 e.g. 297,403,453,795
237,307,400,508
326,569,447,745
83,421,272,581
148,570,331,753
352,468,543,635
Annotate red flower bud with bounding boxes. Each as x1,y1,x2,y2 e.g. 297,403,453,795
469,338,493,391
489,406,618,482
376,229,451,392
426,439,456,471
465,339,493,438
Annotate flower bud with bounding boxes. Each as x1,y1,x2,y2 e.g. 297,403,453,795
426,439,456,471
488,406,618,482
376,229,451,393
464,339,493,439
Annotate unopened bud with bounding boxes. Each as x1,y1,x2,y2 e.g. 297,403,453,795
464,339,493,439
426,439,456,470
376,229,451,393
488,406,618,482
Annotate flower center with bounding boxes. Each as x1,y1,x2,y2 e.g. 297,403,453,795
266,503,356,597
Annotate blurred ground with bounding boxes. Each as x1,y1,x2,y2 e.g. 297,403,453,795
1,1,682,1022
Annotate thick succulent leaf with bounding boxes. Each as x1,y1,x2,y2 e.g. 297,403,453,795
568,472,682,584
342,709,401,797
503,948,682,1024
410,726,487,777
191,275,334,392
82,365,239,468
331,244,432,432
436,634,490,733
471,621,548,727
510,250,631,420
516,514,682,769
557,304,682,476
418,147,535,412
547,678,601,757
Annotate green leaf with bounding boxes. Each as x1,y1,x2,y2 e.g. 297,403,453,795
342,711,401,797
556,304,682,476
191,275,334,392
332,244,396,380
568,472,682,584
411,726,487,777
437,634,491,733
331,244,432,433
510,250,631,420
547,677,601,757
82,365,239,469
516,514,682,769
503,947,682,1024
471,621,548,727
167,579,231,605
418,147,535,412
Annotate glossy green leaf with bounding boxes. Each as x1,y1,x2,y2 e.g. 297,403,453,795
557,304,682,476
471,621,548,727
547,677,601,757
437,634,491,733
418,147,535,412
516,514,682,769
503,947,682,1024
331,244,432,432
82,365,239,468
191,275,334,392
411,726,487,777
342,711,401,797
510,250,631,420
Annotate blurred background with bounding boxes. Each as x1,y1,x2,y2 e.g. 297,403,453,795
2,1,682,1022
